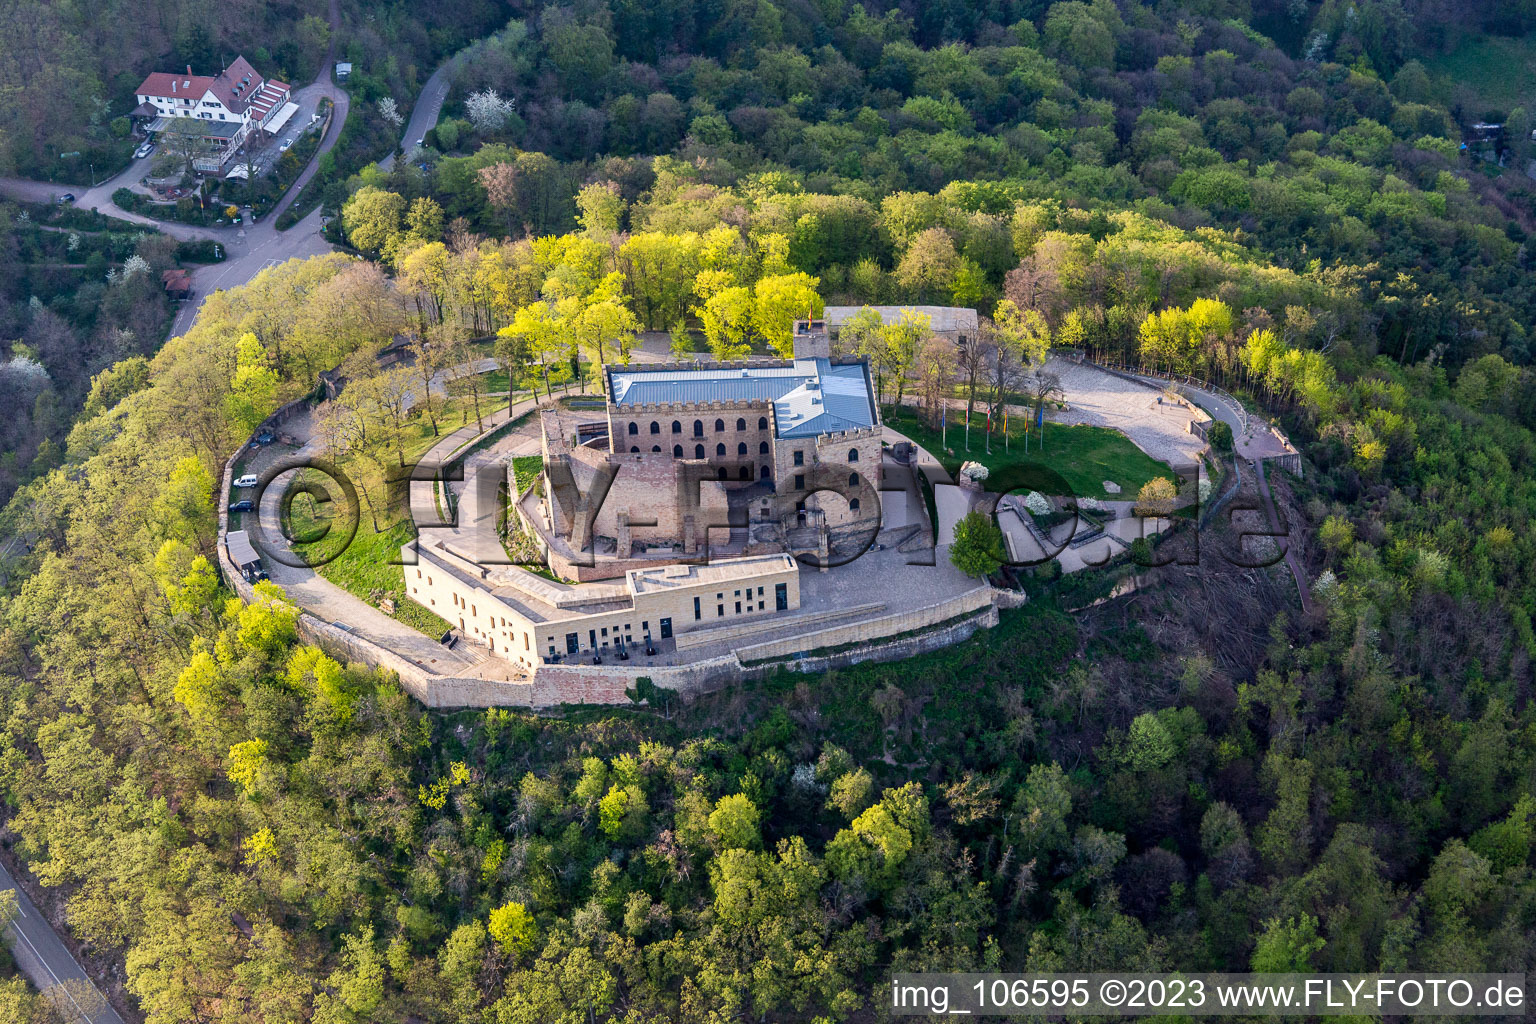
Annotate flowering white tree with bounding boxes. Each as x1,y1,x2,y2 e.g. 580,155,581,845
465,89,516,134
378,97,403,127
120,254,151,282
0,356,49,400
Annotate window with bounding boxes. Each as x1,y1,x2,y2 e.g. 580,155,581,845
717,467,727,480
694,597,701,620
735,601,741,613
793,450,804,466
848,447,860,462
631,446,639,453
650,421,660,434
628,422,638,435
850,498,861,511
565,632,579,654
736,417,746,431
672,420,681,434
693,419,704,436
715,418,725,432
849,472,859,486
758,586,764,595
716,443,726,457
756,441,766,454
695,444,705,459
601,627,608,637
659,617,672,639
761,465,771,479
794,473,804,489
717,605,724,617
673,444,683,457
652,445,661,452
758,416,768,429
776,583,788,610
737,442,748,456
739,466,750,479
589,629,597,649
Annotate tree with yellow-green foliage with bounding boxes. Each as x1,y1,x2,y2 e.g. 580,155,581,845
753,272,823,358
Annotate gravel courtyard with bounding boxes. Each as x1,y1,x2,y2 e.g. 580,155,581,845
1045,355,1209,467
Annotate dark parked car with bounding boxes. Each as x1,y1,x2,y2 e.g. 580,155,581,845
254,432,275,445
57,193,75,204
228,499,255,513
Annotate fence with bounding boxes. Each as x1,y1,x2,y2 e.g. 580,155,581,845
1078,354,1249,434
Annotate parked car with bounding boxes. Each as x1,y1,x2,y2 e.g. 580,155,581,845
240,565,268,584
134,141,155,159
415,138,424,149
279,139,292,152
233,474,259,488
57,193,75,204
228,499,255,513
254,432,275,446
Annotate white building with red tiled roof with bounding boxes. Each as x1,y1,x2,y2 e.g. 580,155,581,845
133,56,295,171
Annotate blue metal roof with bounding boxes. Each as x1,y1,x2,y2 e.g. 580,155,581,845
608,360,876,438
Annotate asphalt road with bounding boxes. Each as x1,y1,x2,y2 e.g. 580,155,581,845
0,857,124,1024
380,60,454,172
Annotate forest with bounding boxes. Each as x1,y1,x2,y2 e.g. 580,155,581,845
3,0,1536,1022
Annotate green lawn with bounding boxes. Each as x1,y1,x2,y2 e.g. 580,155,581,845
511,456,543,496
885,407,1173,500
280,396,503,639
1422,32,1536,111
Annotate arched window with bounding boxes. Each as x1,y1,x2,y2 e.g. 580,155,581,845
848,448,860,462
652,445,661,452
737,442,748,456
715,443,726,457
714,418,725,432
695,444,705,459
627,422,638,435
671,420,681,434
631,446,639,453
736,417,746,431
650,421,660,434
717,467,727,480
849,472,859,486
850,498,861,511
760,465,771,480
693,420,704,437
759,441,769,454
673,444,683,457
758,416,768,429
739,466,751,480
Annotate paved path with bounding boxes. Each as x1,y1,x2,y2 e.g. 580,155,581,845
243,429,498,678
0,857,124,1024
414,394,544,564
1253,457,1315,614
380,59,453,172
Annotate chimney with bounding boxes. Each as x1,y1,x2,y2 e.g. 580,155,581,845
187,65,193,76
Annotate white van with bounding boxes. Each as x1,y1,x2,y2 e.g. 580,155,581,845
234,474,259,488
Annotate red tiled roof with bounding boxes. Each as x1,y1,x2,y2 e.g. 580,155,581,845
135,55,268,116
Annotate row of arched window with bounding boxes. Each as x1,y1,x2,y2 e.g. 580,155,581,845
627,417,770,437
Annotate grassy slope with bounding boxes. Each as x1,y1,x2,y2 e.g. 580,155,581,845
1423,32,1536,111
885,407,1174,500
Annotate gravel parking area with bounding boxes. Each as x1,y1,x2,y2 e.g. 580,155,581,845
1046,356,1208,467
